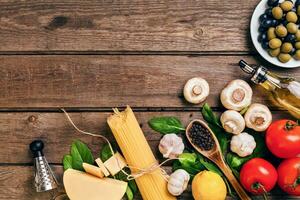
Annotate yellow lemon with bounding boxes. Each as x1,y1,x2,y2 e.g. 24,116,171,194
192,170,227,200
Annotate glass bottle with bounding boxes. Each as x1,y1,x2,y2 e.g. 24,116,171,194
239,60,300,119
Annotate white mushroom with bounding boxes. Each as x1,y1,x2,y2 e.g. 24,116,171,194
183,77,209,104
230,132,256,157
168,169,190,196
220,79,253,111
244,103,272,132
159,134,184,159
220,110,245,135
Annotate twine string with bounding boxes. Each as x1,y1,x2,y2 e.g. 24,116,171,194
61,108,178,181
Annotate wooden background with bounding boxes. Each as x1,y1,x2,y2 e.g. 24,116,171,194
0,0,300,199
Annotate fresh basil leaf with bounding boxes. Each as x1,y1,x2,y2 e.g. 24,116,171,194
148,116,185,134
100,143,116,162
198,156,222,176
126,186,134,200
208,123,230,154
201,103,221,127
179,153,197,166
63,154,73,171
71,140,94,171
128,180,138,195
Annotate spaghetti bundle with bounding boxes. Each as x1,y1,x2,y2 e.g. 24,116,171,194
107,106,175,200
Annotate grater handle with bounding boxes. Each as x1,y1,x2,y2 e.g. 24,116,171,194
30,140,44,158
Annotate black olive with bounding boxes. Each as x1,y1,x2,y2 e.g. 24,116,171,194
296,0,300,7
262,19,276,28
291,47,296,55
282,20,289,26
262,40,270,49
285,33,297,43
258,33,268,43
271,19,279,26
265,7,273,16
259,14,269,23
259,26,267,33
268,0,279,7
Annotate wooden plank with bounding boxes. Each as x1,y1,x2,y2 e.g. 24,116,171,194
0,55,299,108
0,165,296,200
0,111,292,164
0,0,259,52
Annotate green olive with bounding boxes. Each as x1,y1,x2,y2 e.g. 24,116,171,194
297,5,300,16
272,6,283,19
267,27,276,40
281,42,293,53
295,50,300,59
295,41,300,49
296,30,300,41
286,11,298,23
269,48,281,57
280,0,293,11
278,53,292,63
275,25,288,37
269,38,282,49
286,22,298,34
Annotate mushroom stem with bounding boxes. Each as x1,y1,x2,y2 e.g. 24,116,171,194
192,85,202,95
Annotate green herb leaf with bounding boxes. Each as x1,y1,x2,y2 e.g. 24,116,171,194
128,180,138,195
198,154,222,176
208,124,230,154
148,116,185,134
126,186,134,200
71,140,94,171
201,103,221,127
63,155,73,171
100,143,116,162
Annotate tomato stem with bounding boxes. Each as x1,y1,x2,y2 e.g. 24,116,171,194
285,120,298,131
252,182,269,200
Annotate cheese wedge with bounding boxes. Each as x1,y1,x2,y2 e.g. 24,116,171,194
104,152,127,176
82,163,104,178
95,158,110,176
63,169,127,200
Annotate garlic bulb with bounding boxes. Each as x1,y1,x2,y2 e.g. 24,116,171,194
159,134,184,158
230,132,256,157
220,110,245,135
168,169,190,196
183,77,210,104
220,79,253,111
287,81,300,99
244,103,272,132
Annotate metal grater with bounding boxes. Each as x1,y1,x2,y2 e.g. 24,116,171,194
30,140,58,192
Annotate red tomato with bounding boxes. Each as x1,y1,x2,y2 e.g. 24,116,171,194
266,120,300,158
277,158,300,196
240,158,278,195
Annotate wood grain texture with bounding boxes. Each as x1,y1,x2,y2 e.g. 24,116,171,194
0,55,299,108
0,0,259,52
0,165,296,200
0,111,291,164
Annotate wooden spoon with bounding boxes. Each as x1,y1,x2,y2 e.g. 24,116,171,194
186,119,251,200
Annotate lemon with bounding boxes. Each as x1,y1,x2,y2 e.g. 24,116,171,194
192,170,227,200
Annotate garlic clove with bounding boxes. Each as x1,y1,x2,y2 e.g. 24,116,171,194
220,79,252,111
168,169,190,196
183,77,210,104
244,103,272,132
158,134,184,159
220,110,245,135
230,132,256,157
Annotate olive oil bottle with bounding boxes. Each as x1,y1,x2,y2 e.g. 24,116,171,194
239,60,300,119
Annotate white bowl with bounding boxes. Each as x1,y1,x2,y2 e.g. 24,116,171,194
251,0,300,68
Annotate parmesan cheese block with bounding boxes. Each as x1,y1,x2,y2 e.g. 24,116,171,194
104,152,127,176
82,163,104,178
95,158,110,177
63,169,127,200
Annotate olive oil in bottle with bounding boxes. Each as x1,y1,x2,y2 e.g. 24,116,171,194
239,60,300,119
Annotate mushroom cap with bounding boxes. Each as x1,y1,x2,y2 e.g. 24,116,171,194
220,110,245,135
244,103,272,132
220,79,252,111
183,77,209,104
